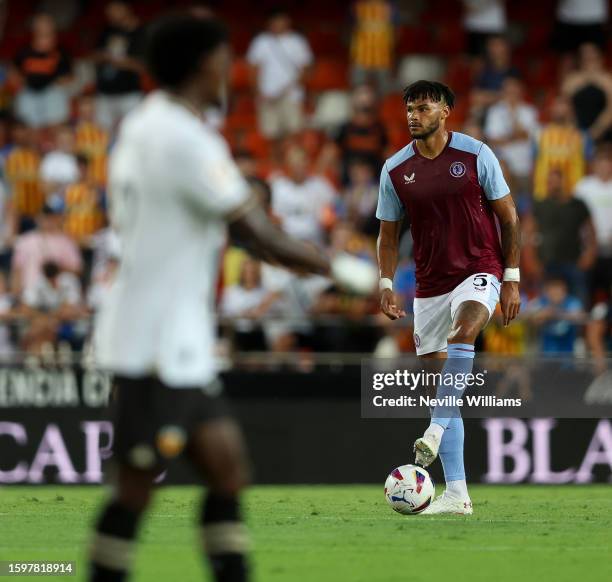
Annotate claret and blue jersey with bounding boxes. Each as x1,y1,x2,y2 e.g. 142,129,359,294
376,131,509,298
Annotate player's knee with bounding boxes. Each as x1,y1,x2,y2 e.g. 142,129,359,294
447,322,479,345
209,454,251,497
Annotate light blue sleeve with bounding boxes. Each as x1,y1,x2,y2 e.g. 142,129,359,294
376,163,404,221
477,143,511,201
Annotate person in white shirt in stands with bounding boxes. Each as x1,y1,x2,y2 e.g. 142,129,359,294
271,144,337,246
247,8,312,141
484,75,539,195
40,125,79,199
88,13,371,582
220,257,277,352
575,147,612,299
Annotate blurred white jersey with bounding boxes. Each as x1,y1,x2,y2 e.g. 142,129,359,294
94,91,250,387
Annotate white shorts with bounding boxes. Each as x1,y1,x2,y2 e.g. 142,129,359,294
413,272,501,356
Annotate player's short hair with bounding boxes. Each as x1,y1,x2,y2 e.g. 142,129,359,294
146,13,228,88
403,80,455,109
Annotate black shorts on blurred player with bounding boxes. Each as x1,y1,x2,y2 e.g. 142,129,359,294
110,375,231,471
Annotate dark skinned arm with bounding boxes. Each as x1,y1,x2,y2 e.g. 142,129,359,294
228,198,330,276
376,219,406,320
490,194,521,326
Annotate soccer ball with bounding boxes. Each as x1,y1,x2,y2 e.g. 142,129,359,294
384,464,435,515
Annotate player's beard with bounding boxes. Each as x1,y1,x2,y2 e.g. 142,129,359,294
410,118,440,140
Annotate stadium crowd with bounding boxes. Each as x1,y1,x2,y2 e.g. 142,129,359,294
0,0,610,362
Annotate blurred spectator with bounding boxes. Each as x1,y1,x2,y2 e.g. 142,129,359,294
552,0,608,53
471,36,520,115
20,259,86,354
0,176,16,271
533,95,589,200
350,0,395,94
484,76,539,194
12,14,72,128
221,258,275,352
74,95,109,187
61,154,106,246
575,147,612,300
93,1,144,130
523,169,597,306
0,271,15,358
336,156,379,236
318,85,388,184
271,145,337,245
247,8,313,141
525,275,585,354
4,120,44,223
40,124,78,197
11,204,82,296
462,0,507,57
562,43,612,143
586,291,612,374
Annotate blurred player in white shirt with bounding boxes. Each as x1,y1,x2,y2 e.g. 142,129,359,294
88,14,332,582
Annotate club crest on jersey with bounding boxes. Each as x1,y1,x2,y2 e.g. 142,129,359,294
450,161,466,178
404,172,415,184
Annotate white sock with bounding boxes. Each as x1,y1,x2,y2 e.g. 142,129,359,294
446,479,469,499
425,422,445,442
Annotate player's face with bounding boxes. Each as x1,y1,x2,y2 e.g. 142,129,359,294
406,99,448,139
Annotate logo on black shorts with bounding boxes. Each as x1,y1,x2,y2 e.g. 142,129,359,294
450,161,466,178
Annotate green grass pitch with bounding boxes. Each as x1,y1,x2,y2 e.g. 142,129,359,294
0,485,610,582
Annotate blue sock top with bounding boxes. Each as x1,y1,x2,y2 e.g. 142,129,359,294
447,343,475,359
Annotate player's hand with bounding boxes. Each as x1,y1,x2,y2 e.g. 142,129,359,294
500,281,520,327
380,288,406,320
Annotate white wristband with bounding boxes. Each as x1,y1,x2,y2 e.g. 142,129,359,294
379,277,393,291
503,268,520,282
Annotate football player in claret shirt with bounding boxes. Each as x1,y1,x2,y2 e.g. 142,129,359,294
376,80,521,514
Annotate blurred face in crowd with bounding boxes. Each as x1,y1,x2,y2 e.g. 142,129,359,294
578,43,604,72
55,126,75,153
13,123,35,148
550,96,574,124
348,160,374,187
106,2,133,27
351,86,377,126
463,120,484,141
546,169,565,199
544,279,568,305
240,258,261,289
235,152,257,179
32,14,57,52
268,13,291,35
406,97,448,139
38,211,63,233
501,77,523,105
592,151,612,181
486,36,510,67
78,96,96,123
285,145,309,183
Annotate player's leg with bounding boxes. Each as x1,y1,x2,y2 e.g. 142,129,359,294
89,464,157,581
187,417,251,582
88,376,161,581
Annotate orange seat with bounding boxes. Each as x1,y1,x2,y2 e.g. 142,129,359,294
306,59,349,91
231,58,251,92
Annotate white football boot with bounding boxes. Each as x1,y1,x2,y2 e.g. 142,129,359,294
420,492,473,515
413,431,441,467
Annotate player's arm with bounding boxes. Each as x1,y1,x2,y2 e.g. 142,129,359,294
377,219,406,320
376,163,406,320
228,200,330,276
489,194,521,327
